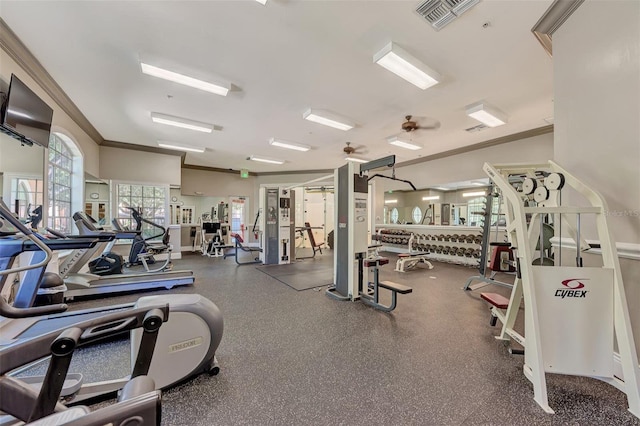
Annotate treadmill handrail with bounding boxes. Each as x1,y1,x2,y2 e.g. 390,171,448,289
0,203,52,276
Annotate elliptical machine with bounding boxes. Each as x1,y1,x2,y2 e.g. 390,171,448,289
0,200,224,405
77,212,128,276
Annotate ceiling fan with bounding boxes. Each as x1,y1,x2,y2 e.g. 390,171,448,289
401,115,439,132
343,141,366,155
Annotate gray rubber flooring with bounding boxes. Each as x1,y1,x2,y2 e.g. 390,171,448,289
256,255,333,290
59,251,639,425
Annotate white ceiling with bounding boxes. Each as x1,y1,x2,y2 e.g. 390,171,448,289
0,0,553,173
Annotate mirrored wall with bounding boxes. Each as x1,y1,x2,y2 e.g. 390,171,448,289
0,133,45,224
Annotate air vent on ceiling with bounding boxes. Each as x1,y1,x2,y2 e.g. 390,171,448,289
465,123,488,132
416,0,481,31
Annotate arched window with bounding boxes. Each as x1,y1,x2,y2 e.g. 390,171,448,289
48,133,82,233
412,206,422,224
390,207,399,224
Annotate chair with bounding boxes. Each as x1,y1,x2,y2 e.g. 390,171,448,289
302,222,324,259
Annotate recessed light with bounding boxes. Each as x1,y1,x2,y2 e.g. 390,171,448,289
373,42,441,90
303,108,354,131
387,136,422,150
158,141,205,153
141,63,229,96
385,199,398,204
248,155,284,165
269,138,310,152
151,112,215,133
422,195,440,201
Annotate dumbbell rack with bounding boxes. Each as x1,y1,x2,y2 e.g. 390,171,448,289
373,224,506,267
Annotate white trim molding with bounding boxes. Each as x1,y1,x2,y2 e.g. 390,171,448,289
550,237,640,261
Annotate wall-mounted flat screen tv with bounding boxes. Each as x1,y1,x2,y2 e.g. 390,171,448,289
1,74,53,148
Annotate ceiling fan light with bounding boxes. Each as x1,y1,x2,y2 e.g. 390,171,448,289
387,136,422,150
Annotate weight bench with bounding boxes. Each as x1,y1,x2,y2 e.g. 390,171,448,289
394,252,434,273
360,257,412,312
480,292,524,355
297,222,325,259
223,233,262,265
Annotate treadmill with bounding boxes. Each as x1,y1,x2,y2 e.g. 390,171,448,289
59,213,194,298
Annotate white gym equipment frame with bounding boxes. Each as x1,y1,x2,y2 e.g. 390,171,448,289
484,160,639,418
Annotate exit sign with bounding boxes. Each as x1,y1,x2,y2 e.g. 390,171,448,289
240,169,249,179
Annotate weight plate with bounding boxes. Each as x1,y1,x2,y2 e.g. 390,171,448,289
522,178,537,195
533,186,549,203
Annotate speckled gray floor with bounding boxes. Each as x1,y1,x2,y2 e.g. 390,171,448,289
52,252,639,425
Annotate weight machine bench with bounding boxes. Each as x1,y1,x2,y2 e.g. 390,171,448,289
394,252,434,273
360,257,412,312
223,233,262,265
295,222,325,259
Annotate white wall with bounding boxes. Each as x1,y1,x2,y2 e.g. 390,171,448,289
181,168,255,198
381,132,554,192
99,146,181,186
0,49,100,177
0,134,44,175
554,0,639,352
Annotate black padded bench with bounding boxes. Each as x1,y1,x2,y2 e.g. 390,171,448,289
360,257,413,312
379,280,413,294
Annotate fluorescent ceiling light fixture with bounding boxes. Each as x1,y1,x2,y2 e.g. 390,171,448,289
141,63,229,96
471,182,486,186
255,0,267,4
158,141,205,153
344,156,368,163
248,155,284,165
434,187,451,191
373,42,441,90
463,191,486,198
269,138,310,152
303,108,354,131
150,112,214,133
385,199,398,204
465,101,507,127
387,136,422,151
422,195,440,201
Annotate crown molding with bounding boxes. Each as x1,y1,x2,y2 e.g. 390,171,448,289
102,139,184,157
531,0,584,56
182,163,257,176
396,125,554,169
0,18,104,144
